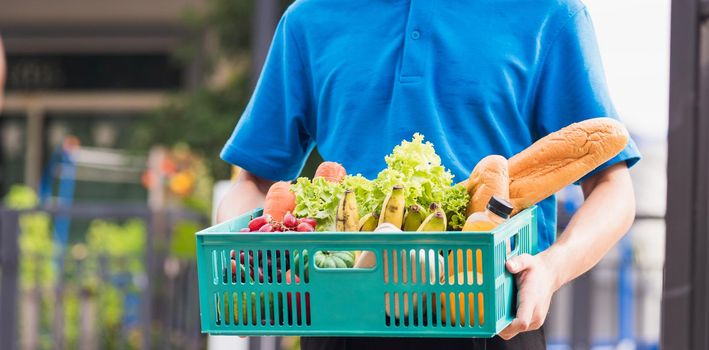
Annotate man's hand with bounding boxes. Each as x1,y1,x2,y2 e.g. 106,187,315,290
498,162,635,340
499,254,559,340
498,253,560,340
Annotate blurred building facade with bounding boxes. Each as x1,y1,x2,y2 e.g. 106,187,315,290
0,0,205,197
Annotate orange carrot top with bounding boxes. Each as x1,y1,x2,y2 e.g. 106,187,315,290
314,161,347,183
263,181,296,222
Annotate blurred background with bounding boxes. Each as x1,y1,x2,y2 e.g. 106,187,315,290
0,0,685,349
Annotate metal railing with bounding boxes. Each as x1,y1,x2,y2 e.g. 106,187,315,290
0,204,208,350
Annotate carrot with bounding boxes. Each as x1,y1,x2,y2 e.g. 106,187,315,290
314,161,347,183
263,181,296,222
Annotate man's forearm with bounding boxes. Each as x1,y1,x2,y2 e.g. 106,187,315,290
216,170,274,224
539,163,635,289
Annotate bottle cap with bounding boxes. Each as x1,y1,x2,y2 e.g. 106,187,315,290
486,195,513,219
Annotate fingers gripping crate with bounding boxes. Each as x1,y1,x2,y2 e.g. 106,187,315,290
195,207,537,338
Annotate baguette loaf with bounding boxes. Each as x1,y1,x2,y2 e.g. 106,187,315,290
508,118,629,214
465,155,509,216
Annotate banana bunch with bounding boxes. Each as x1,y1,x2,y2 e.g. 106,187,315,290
376,186,447,232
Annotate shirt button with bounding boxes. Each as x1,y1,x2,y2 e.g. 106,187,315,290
411,30,421,40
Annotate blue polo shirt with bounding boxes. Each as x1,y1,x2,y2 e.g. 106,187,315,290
221,0,641,251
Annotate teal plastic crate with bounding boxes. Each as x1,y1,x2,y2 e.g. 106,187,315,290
196,206,537,338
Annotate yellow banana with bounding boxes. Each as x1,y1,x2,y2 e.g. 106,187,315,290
417,211,447,232
358,212,379,231
336,190,360,232
378,186,406,229
402,204,426,231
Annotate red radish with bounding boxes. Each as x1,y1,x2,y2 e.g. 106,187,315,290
283,212,298,228
259,224,274,232
230,250,236,260
301,218,317,229
248,215,269,231
296,222,314,232
231,260,237,280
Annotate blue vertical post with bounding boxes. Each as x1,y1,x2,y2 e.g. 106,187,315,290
617,234,635,345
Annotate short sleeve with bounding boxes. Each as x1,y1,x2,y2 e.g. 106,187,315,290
531,6,641,182
220,11,314,181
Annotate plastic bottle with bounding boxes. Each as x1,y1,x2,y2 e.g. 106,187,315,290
462,195,514,231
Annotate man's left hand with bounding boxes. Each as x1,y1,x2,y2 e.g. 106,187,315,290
498,252,560,340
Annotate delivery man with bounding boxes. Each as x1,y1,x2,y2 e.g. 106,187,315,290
216,0,641,349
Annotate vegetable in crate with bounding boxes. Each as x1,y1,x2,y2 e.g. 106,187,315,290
357,212,379,231
263,182,296,222
402,204,426,231
291,134,470,231
243,213,315,232
378,185,406,228
235,250,290,284
293,250,356,280
314,161,347,183
336,190,360,231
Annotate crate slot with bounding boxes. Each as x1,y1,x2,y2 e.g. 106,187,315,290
211,250,219,285
294,292,301,326
224,292,230,325
265,250,272,284
478,292,485,325
268,292,275,326
414,249,426,284
430,292,438,326
449,292,457,326
221,250,229,285
301,249,308,284
277,292,284,325
383,250,390,284
412,292,419,326
409,249,418,284
427,250,435,285
249,292,257,325
305,292,311,326
394,293,400,326
385,292,391,326
458,292,466,326
392,250,399,284
403,292,410,326
256,250,264,284
233,292,239,325
476,249,483,285
421,293,428,326
468,292,476,326
401,250,408,284
286,292,293,325
275,250,282,283
303,252,309,284
214,293,221,325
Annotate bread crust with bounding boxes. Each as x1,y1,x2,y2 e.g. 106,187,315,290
508,118,629,213
466,155,509,216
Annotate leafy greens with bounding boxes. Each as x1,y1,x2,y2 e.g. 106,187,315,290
291,133,470,231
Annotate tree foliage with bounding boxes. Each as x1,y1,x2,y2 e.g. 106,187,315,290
132,0,293,179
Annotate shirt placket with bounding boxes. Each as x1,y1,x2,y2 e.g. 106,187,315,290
400,0,435,83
